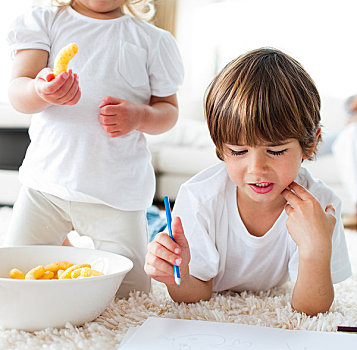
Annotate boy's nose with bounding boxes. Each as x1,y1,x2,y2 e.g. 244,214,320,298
248,152,269,173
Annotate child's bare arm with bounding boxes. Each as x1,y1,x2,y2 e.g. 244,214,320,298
145,216,213,303
98,94,178,138
282,182,336,315
8,49,80,114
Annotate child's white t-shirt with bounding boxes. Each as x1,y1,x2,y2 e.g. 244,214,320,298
7,6,184,210
172,163,352,292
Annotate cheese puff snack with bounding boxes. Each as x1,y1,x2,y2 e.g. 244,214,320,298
9,268,25,279
59,263,91,279
25,265,46,280
39,271,55,280
9,261,103,280
71,267,104,279
45,261,73,273
53,43,78,77
71,266,93,279
90,269,104,277
56,269,65,279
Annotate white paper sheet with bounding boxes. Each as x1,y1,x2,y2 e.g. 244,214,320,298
118,317,356,350
120,327,138,347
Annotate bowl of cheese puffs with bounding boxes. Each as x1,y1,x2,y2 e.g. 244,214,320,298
0,245,133,331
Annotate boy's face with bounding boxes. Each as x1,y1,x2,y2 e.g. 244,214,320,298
223,138,306,205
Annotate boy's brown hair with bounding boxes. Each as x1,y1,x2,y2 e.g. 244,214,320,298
204,48,321,160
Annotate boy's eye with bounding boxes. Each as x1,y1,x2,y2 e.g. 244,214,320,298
267,149,287,156
230,149,247,156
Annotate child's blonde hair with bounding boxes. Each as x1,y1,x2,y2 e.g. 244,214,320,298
51,0,155,21
205,48,321,161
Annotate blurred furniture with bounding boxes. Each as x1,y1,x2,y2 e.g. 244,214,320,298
0,103,30,206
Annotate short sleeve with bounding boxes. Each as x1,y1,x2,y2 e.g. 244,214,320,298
7,6,54,57
172,184,220,282
148,31,184,97
329,199,352,283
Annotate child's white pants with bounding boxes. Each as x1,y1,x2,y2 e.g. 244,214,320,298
4,186,151,297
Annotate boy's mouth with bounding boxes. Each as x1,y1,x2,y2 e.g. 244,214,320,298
249,182,274,194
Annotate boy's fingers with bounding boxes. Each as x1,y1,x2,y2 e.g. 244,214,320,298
325,204,336,217
281,189,300,205
152,232,181,254
172,216,189,249
146,254,176,276
287,181,313,201
325,205,337,227
284,203,293,215
147,240,182,267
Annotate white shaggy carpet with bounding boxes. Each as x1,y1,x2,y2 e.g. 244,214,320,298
0,207,356,349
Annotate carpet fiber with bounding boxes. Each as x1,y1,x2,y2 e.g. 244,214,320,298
0,207,356,349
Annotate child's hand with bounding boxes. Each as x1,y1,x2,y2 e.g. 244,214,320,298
145,216,191,286
281,181,336,259
34,68,81,106
98,96,145,137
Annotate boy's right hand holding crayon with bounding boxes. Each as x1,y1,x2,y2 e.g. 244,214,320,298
145,217,213,302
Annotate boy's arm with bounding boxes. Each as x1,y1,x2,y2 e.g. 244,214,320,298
8,49,81,114
291,249,334,315
282,182,336,315
167,274,213,303
145,217,213,303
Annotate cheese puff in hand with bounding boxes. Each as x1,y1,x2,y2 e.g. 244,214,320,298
34,67,81,107
53,43,78,77
33,43,80,107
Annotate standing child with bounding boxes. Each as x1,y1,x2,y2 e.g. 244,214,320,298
145,48,351,315
5,0,184,297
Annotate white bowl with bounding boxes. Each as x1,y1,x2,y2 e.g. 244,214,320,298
0,245,133,331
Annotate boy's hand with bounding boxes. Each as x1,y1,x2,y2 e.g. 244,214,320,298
98,96,145,137
34,68,81,106
281,181,336,259
145,216,191,286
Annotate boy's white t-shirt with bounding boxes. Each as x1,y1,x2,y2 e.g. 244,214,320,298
172,163,352,292
7,6,184,210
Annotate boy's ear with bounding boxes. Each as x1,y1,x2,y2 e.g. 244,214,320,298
302,128,321,160
315,127,321,140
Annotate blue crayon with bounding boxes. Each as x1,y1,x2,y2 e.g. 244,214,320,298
163,196,181,286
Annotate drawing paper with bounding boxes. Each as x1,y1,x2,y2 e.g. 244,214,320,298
119,317,356,350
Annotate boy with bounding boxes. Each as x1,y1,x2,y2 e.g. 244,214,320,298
145,48,351,315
